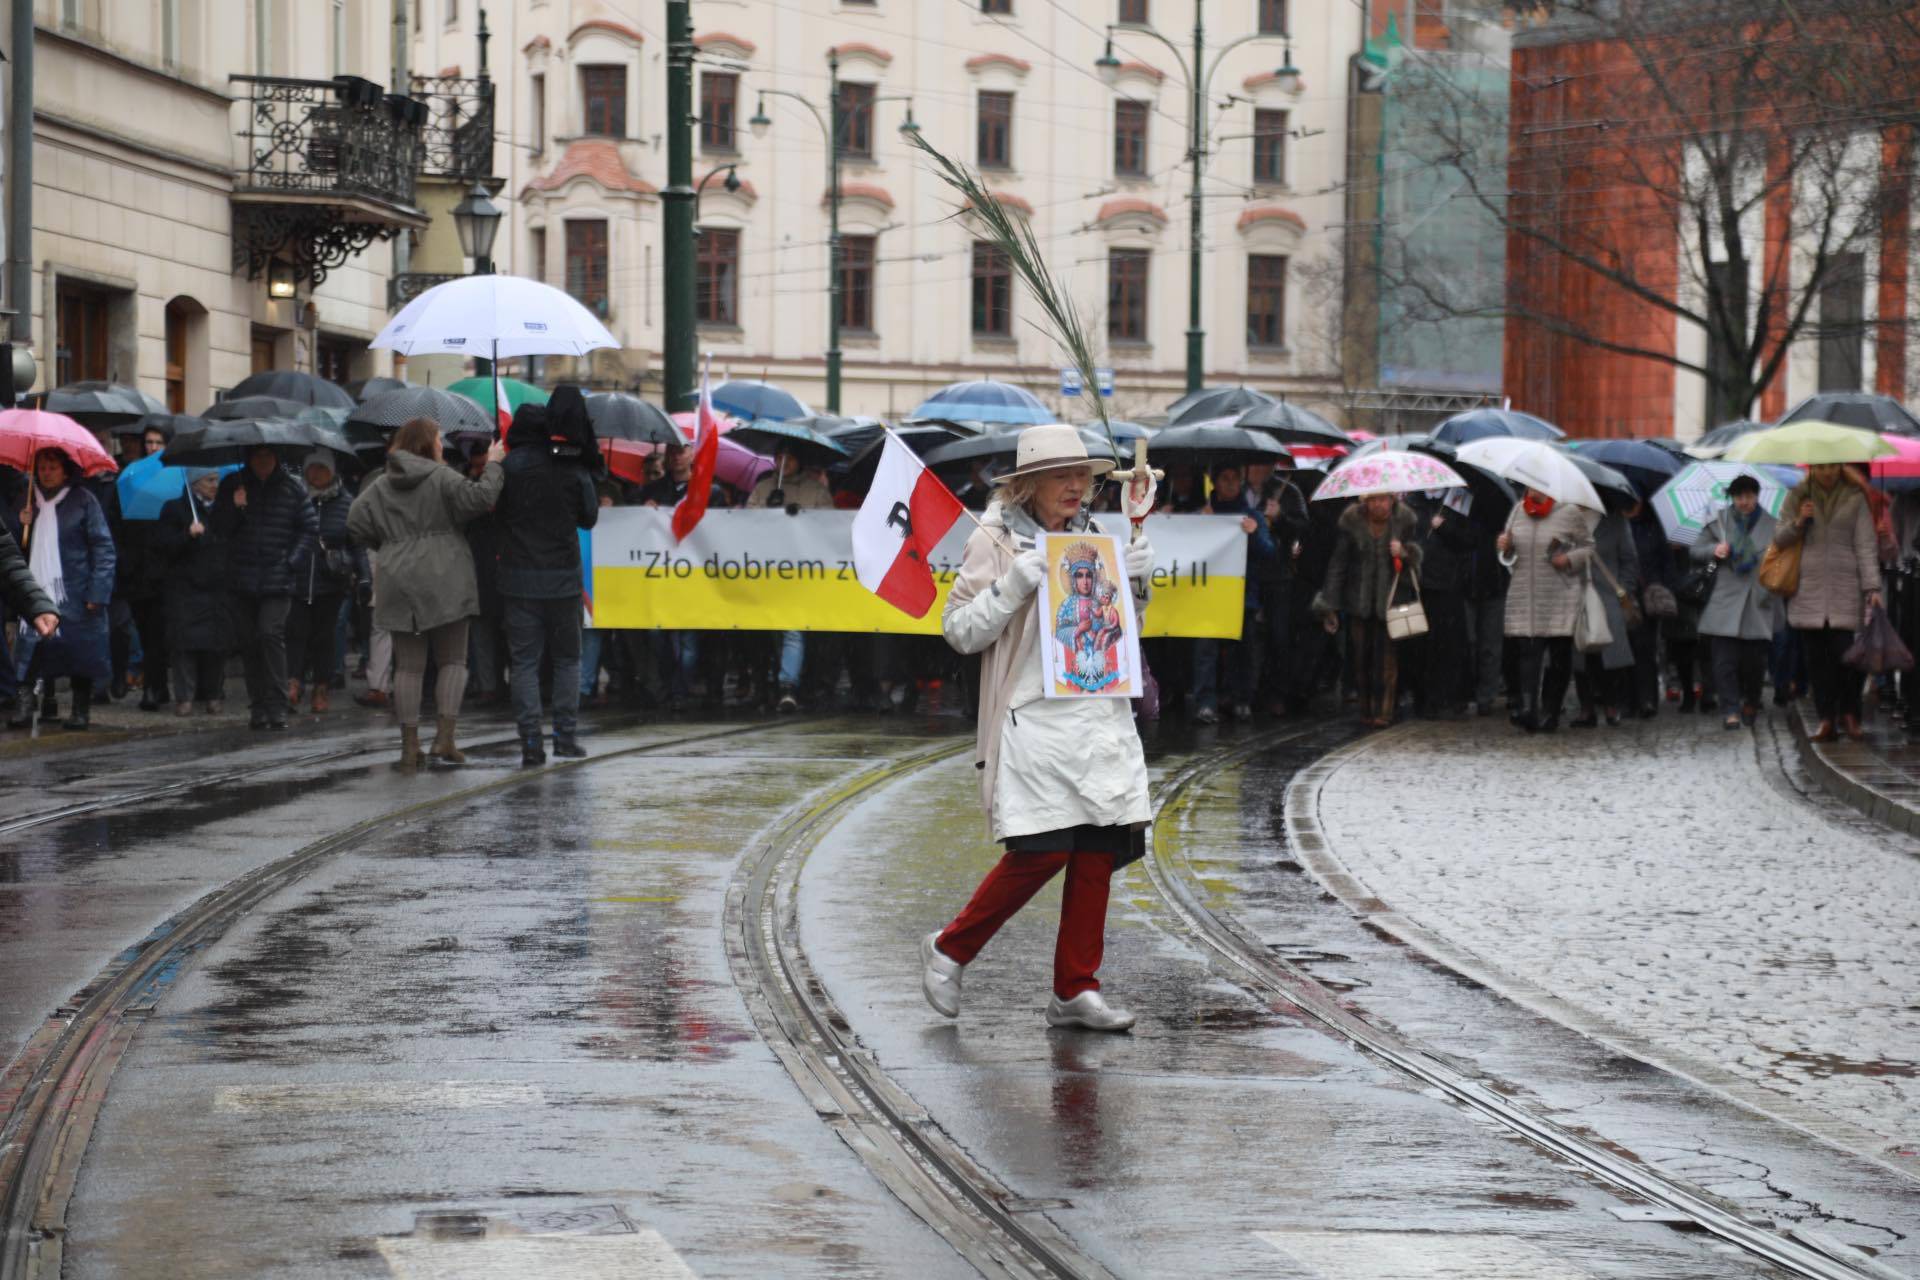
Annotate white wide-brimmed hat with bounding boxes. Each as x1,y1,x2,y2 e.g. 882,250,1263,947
990,423,1116,483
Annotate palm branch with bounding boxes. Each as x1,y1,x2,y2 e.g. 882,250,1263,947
906,130,1119,462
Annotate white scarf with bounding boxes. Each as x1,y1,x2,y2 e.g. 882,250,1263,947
28,486,68,608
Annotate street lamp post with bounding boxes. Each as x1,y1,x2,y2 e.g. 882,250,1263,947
749,62,917,415
452,178,503,377
1097,5,1297,394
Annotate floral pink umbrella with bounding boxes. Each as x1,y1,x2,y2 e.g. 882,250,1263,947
1312,448,1465,501
0,408,119,476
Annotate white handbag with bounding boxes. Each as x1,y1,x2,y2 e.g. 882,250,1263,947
1385,569,1429,641
1573,573,1613,653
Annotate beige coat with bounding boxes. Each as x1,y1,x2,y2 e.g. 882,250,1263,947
1772,481,1881,631
942,500,1151,842
747,468,834,510
1501,501,1597,638
347,452,503,633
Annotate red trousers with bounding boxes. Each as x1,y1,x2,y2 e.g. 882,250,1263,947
936,851,1115,999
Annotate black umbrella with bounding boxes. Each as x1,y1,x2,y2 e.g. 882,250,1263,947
1146,420,1294,469
33,381,167,429
228,369,355,410
1687,418,1767,457
924,427,1122,475
347,376,413,402
1235,400,1350,447
1568,453,1638,509
346,386,495,444
585,392,680,445
163,418,355,468
128,412,204,443
827,418,967,462
729,418,851,468
1779,391,1920,436
205,395,338,424
1166,385,1277,425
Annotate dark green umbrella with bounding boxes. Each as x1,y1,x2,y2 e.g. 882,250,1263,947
730,417,852,467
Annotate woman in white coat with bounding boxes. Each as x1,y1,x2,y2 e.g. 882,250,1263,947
920,425,1155,1032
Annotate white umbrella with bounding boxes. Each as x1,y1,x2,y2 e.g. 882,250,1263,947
1460,438,1603,511
372,275,619,362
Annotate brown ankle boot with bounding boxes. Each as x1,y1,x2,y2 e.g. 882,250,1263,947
430,716,467,765
1810,719,1837,743
393,725,422,774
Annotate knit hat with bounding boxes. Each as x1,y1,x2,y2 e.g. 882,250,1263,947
302,449,335,475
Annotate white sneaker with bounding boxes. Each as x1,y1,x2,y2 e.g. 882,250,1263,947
1045,990,1135,1032
921,931,963,1018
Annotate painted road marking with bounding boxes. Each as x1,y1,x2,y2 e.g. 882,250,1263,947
213,1082,545,1114
378,1231,698,1278
1257,1231,1595,1278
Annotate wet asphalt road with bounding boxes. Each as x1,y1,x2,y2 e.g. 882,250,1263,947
5,713,1917,1276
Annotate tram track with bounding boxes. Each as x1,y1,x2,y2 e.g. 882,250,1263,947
1143,724,1905,1280
0,717,787,1280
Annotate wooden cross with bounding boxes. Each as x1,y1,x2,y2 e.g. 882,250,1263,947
1108,437,1164,530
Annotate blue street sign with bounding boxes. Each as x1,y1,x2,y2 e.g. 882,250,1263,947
1096,367,1114,397
1060,368,1083,397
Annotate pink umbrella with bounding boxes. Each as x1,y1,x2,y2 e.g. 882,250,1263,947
1870,432,1920,482
1313,449,1466,501
670,412,775,493
0,408,119,476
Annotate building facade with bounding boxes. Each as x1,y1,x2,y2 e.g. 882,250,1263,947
409,0,1361,423
9,0,443,413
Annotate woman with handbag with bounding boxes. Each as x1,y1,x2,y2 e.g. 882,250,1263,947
1313,493,1423,728
1571,508,1642,727
1772,463,1882,741
1694,474,1780,730
1496,487,1596,732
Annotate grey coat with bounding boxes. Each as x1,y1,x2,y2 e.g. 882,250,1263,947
1313,502,1424,621
1693,509,1781,641
1771,482,1881,632
1587,513,1641,670
1501,501,1597,638
348,451,504,633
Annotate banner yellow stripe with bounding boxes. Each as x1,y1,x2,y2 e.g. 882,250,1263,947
590,566,1246,638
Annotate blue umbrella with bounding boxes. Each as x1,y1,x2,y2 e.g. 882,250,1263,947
1430,408,1565,447
116,451,238,521
910,379,1052,426
1565,438,1685,500
710,379,813,422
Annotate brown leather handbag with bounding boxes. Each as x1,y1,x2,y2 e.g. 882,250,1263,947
1758,540,1802,598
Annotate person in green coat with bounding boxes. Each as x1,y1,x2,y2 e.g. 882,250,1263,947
347,418,504,772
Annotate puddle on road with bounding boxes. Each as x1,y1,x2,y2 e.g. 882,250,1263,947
1771,1050,1919,1080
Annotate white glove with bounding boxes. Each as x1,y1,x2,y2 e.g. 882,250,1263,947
1125,535,1155,588
1122,470,1159,520
1001,548,1046,601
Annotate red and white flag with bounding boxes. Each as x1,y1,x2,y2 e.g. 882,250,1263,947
671,359,721,543
853,431,965,618
493,366,512,434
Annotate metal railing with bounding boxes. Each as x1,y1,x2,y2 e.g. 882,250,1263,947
410,74,496,181
232,74,424,210
388,271,464,311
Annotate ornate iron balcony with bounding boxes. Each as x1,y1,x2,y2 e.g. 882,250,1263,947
233,74,425,210
388,271,465,311
410,74,497,182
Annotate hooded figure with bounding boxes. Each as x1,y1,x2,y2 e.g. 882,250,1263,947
544,385,605,474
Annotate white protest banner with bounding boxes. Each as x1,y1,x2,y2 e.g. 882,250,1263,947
585,509,1247,638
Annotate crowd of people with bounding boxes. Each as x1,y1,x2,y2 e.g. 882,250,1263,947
0,391,1906,756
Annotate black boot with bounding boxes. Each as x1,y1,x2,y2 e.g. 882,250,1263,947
6,689,29,730
521,734,546,767
552,729,587,759
64,681,92,731
40,688,58,723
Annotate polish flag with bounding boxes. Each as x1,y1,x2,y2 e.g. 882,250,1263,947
671,360,721,543
493,367,512,434
853,431,965,618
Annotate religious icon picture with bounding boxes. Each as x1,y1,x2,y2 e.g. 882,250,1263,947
1037,531,1142,699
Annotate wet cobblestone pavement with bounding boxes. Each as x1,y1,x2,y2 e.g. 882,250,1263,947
1313,712,1920,1165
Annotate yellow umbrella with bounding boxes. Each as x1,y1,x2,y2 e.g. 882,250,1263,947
1721,419,1895,466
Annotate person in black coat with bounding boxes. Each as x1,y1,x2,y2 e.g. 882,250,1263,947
1626,501,1673,718
285,450,355,713
0,525,59,639
213,447,317,729
1415,495,1475,718
151,470,234,712
1253,471,1309,715
498,401,598,764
